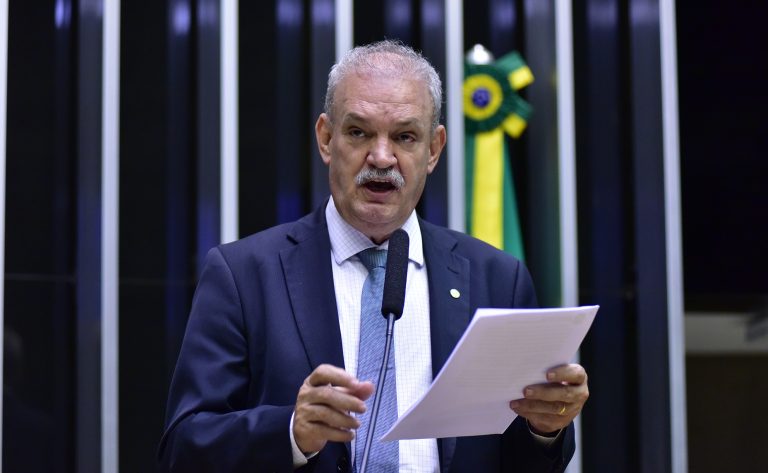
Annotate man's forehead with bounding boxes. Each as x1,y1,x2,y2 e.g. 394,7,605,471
340,111,426,129
340,71,426,93
333,73,431,118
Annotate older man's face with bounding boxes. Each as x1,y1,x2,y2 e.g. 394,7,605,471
315,72,446,243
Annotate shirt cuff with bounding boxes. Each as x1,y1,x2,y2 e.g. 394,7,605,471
527,421,564,448
290,411,319,468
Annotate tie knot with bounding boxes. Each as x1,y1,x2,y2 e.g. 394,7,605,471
358,248,387,271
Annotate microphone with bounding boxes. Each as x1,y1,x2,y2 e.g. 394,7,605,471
359,229,409,473
381,229,409,320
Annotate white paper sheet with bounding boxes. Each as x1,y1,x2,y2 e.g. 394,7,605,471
381,305,599,441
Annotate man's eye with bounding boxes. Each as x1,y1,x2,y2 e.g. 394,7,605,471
398,133,416,143
349,128,366,138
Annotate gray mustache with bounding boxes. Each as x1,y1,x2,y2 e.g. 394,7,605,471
355,168,405,189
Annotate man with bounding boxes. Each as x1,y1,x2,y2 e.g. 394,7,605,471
158,40,588,473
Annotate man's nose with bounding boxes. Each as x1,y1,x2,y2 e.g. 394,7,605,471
367,137,397,168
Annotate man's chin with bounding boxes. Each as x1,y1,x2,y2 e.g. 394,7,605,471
349,204,407,237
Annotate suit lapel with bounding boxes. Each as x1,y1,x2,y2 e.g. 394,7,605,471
281,207,346,371
421,220,471,473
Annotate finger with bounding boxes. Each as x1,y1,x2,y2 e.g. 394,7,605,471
523,382,589,404
298,383,368,414
510,398,570,417
545,363,587,385
295,403,361,431
306,365,374,402
307,364,362,389
335,381,375,401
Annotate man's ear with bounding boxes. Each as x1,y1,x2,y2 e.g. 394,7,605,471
427,124,447,174
315,113,332,165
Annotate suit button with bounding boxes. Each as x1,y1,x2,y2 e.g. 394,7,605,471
336,455,349,472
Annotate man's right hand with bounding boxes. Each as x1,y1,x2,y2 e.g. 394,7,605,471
293,364,374,454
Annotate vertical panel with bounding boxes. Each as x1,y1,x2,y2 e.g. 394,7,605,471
385,0,413,42
308,0,332,211
335,0,353,58
101,1,119,472
353,0,386,46
555,1,581,472
164,0,194,389
555,0,578,309
197,0,221,268
523,0,561,307
238,1,278,235
419,0,447,226
0,0,7,465
221,0,238,242
574,1,636,471
5,1,77,471
487,0,519,53
53,4,78,469
77,0,104,471
659,1,687,472
332,0,350,214
120,0,198,470
278,0,310,219
629,2,671,472
52,3,77,464
446,0,464,232
121,6,172,459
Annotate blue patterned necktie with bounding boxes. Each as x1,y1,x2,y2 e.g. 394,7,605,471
355,248,399,473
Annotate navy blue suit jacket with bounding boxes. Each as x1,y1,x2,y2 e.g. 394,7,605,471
158,205,575,472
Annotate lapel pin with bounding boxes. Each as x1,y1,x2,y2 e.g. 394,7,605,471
450,288,460,299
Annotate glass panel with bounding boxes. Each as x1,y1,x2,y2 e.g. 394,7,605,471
118,1,196,471
4,1,76,472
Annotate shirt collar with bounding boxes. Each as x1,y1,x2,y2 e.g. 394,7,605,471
325,197,424,267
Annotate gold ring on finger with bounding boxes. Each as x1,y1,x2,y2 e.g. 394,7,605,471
558,403,567,415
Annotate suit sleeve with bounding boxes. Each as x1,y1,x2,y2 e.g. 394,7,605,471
502,417,575,473
509,259,538,309
157,247,295,473
501,260,576,473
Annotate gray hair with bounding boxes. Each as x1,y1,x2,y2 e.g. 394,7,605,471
323,40,443,131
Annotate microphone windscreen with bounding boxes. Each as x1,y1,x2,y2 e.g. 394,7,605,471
381,229,410,320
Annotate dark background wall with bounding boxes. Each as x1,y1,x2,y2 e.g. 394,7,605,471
677,0,768,308
677,2,768,472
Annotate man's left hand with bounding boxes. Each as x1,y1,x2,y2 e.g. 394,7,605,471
509,363,589,435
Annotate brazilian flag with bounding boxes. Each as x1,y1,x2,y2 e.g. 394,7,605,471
464,51,533,260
